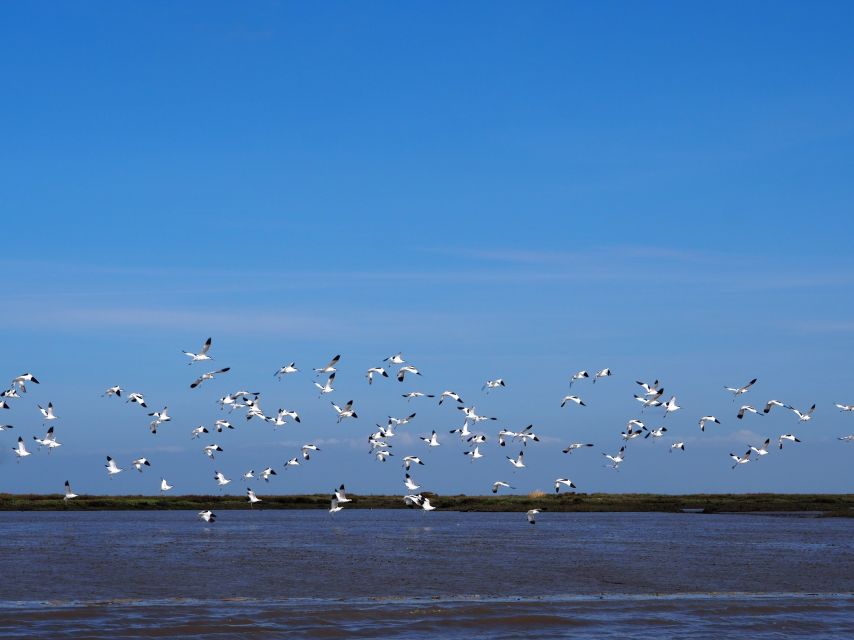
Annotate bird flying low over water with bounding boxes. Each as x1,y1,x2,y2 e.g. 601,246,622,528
63,481,78,502
329,497,343,513
183,337,213,364
191,367,230,389
554,478,576,493
105,456,122,477
724,378,757,399
492,481,514,494
526,509,541,524
248,488,261,507
198,510,216,523
404,474,421,491
334,484,351,504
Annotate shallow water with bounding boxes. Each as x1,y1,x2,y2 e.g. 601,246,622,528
1,511,851,638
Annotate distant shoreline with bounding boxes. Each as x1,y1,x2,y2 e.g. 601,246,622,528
1,493,852,515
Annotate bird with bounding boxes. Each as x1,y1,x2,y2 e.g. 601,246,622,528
183,337,213,364
506,451,525,469
593,368,612,383
514,425,540,447
463,446,483,461
0,424,13,431
314,355,340,376
837,435,854,442
643,426,668,440
274,363,299,379
384,353,405,365
191,425,209,439
402,392,435,400
554,478,576,493
247,488,261,506
12,437,30,460
737,405,762,420
11,373,40,393
214,471,231,487
835,404,854,412
404,474,421,491
102,385,123,398
314,372,336,396
301,444,321,461
403,456,425,470
375,450,393,462
670,442,685,453
634,393,664,409
466,433,487,445
526,509,540,525
788,404,816,422
198,510,216,523
419,497,436,511
63,481,78,502
698,416,721,432
778,434,802,449
763,400,788,414
397,365,421,382
388,413,416,427
366,367,389,385
160,478,173,494
203,444,223,460
560,395,586,408
148,407,171,426
191,367,231,389
37,402,58,422
132,457,151,472
261,467,278,481
242,470,255,481
105,456,123,477
127,392,147,408
33,426,61,452
491,481,515,494
329,497,343,513
0,400,14,410
284,457,300,469
636,379,661,396
569,371,589,387
215,419,234,433
439,390,464,405
562,443,594,454
334,484,351,504
663,396,681,417
730,450,752,469
724,378,758,399
604,447,626,469
331,400,358,423
750,439,771,457
420,431,440,447
483,379,506,392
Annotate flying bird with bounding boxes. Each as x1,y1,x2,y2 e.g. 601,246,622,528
724,378,757,399
366,367,389,385
491,481,515,494
102,385,122,398
562,443,594,454
554,478,576,493
397,366,421,382
763,400,788,414
247,488,261,507
274,363,299,379
737,405,762,420
105,456,123,477
788,404,816,422
183,337,213,364
198,510,216,523
560,395,586,408
63,481,78,502
37,402,58,422
670,442,685,453
483,379,506,392
506,451,525,469
13,437,31,460
569,371,589,387
778,434,802,449
314,355,340,376
526,509,541,525
132,457,151,472
191,367,231,389
698,416,721,432
730,450,752,469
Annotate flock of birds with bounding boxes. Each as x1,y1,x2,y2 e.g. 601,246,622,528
5,339,854,525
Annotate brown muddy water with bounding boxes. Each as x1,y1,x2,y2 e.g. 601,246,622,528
0,510,851,638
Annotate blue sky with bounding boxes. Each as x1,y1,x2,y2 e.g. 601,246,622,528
1,2,853,496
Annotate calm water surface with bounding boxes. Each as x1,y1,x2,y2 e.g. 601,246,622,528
0,510,851,638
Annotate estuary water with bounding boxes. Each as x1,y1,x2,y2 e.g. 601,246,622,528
0,510,851,638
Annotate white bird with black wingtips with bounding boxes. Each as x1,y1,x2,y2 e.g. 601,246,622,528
63,481,78,502
191,367,230,389
778,434,802,449
725,378,757,400
183,337,213,364
105,456,122,477
554,478,576,493
13,437,30,460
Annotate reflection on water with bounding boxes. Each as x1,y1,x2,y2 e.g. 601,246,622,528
0,511,851,638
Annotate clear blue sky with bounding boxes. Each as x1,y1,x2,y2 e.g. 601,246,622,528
1,1,853,495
